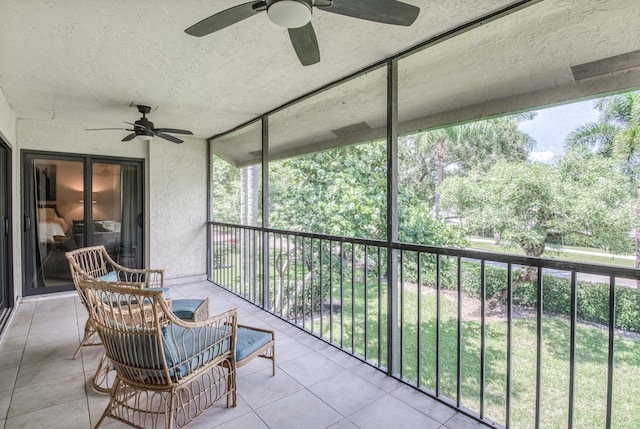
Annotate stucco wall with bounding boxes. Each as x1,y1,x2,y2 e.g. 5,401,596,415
149,136,208,281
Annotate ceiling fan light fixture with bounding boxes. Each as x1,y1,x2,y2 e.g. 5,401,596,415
267,0,312,28
137,133,153,141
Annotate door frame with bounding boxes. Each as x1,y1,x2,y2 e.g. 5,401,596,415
21,150,145,296
0,137,13,321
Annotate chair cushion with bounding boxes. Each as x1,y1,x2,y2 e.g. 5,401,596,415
171,299,206,320
98,271,118,282
163,324,232,378
236,327,272,362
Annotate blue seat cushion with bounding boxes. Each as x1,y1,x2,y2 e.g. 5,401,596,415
97,271,118,282
104,323,231,381
163,324,232,378
172,299,205,320
236,327,272,362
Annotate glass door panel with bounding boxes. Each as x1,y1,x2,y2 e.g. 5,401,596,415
35,159,83,288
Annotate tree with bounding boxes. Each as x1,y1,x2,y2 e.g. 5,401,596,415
565,91,640,269
441,156,634,307
399,114,535,220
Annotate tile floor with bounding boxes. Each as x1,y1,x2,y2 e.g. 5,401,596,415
0,281,489,429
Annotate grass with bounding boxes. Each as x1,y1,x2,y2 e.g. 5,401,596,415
467,237,635,267
314,280,640,429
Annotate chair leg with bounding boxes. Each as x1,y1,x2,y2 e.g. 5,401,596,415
92,353,115,394
74,318,101,359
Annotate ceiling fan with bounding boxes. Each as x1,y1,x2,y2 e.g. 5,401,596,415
185,0,420,66
86,105,193,144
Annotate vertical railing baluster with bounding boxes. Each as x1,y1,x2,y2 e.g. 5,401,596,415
399,249,404,377
605,276,616,429
480,260,486,419
535,267,543,429
279,234,283,316
320,240,324,339
340,241,345,348
417,252,422,388
302,237,306,329
378,246,382,367
456,256,462,406
294,235,298,325
506,263,513,429
568,271,577,429
364,245,369,361
436,253,441,397
311,238,315,334
330,239,334,343
351,243,356,353
286,235,291,321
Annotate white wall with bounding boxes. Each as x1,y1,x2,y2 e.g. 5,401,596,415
149,136,208,281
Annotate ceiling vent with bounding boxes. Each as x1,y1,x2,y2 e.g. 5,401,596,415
571,50,640,81
331,121,372,138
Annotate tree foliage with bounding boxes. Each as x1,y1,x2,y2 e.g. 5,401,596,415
440,155,634,257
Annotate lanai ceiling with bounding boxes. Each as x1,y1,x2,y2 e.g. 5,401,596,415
1,0,640,153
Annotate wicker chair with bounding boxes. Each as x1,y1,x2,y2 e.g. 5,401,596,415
66,245,209,392
79,278,237,429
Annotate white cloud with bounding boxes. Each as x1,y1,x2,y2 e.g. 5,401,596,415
528,150,555,163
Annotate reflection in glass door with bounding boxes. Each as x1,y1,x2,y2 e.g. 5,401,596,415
0,139,12,329
23,153,144,295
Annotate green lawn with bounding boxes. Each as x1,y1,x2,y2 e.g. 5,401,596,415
316,282,640,429
468,237,635,267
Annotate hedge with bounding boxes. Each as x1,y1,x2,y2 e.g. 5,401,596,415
408,259,640,332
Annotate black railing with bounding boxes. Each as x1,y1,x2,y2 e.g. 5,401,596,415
209,221,640,429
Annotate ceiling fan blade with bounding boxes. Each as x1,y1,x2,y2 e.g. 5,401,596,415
155,132,184,144
317,0,419,26
185,1,266,37
288,22,320,66
154,128,193,135
122,133,137,142
124,121,146,130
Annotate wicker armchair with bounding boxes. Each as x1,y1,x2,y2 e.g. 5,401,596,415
79,278,237,429
66,245,209,392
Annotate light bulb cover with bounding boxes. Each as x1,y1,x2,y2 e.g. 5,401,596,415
137,134,153,141
267,0,312,28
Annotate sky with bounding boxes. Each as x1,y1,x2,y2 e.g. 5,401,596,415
518,99,601,163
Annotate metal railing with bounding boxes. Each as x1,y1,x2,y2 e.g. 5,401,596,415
209,221,640,429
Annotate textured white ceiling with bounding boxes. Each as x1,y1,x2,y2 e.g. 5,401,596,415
1,0,639,149
0,0,519,139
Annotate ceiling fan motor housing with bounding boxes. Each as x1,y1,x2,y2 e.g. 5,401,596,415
266,0,312,28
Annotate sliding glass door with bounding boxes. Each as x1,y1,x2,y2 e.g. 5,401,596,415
22,152,144,295
0,139,12,327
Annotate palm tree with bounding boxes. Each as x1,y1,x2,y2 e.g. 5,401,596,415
565,91,640,272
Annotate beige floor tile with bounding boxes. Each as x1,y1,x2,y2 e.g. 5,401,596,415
0,350,22,370
0,366,19,393
0,388,12,419
279,351,344,386
4,398,90,429
15,355,84,388
238,367,303,409
214,411,269,429
255,389,343,429
20,339,79,365
272,336,313,363
308,370,386,416
184,395,253,429
8,372,86,417
348,395,441,429
327,418,360,429
0,334,28,353
442,413,490,429
390,384,457,424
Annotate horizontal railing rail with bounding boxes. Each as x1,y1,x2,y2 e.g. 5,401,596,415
208,221,640,429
